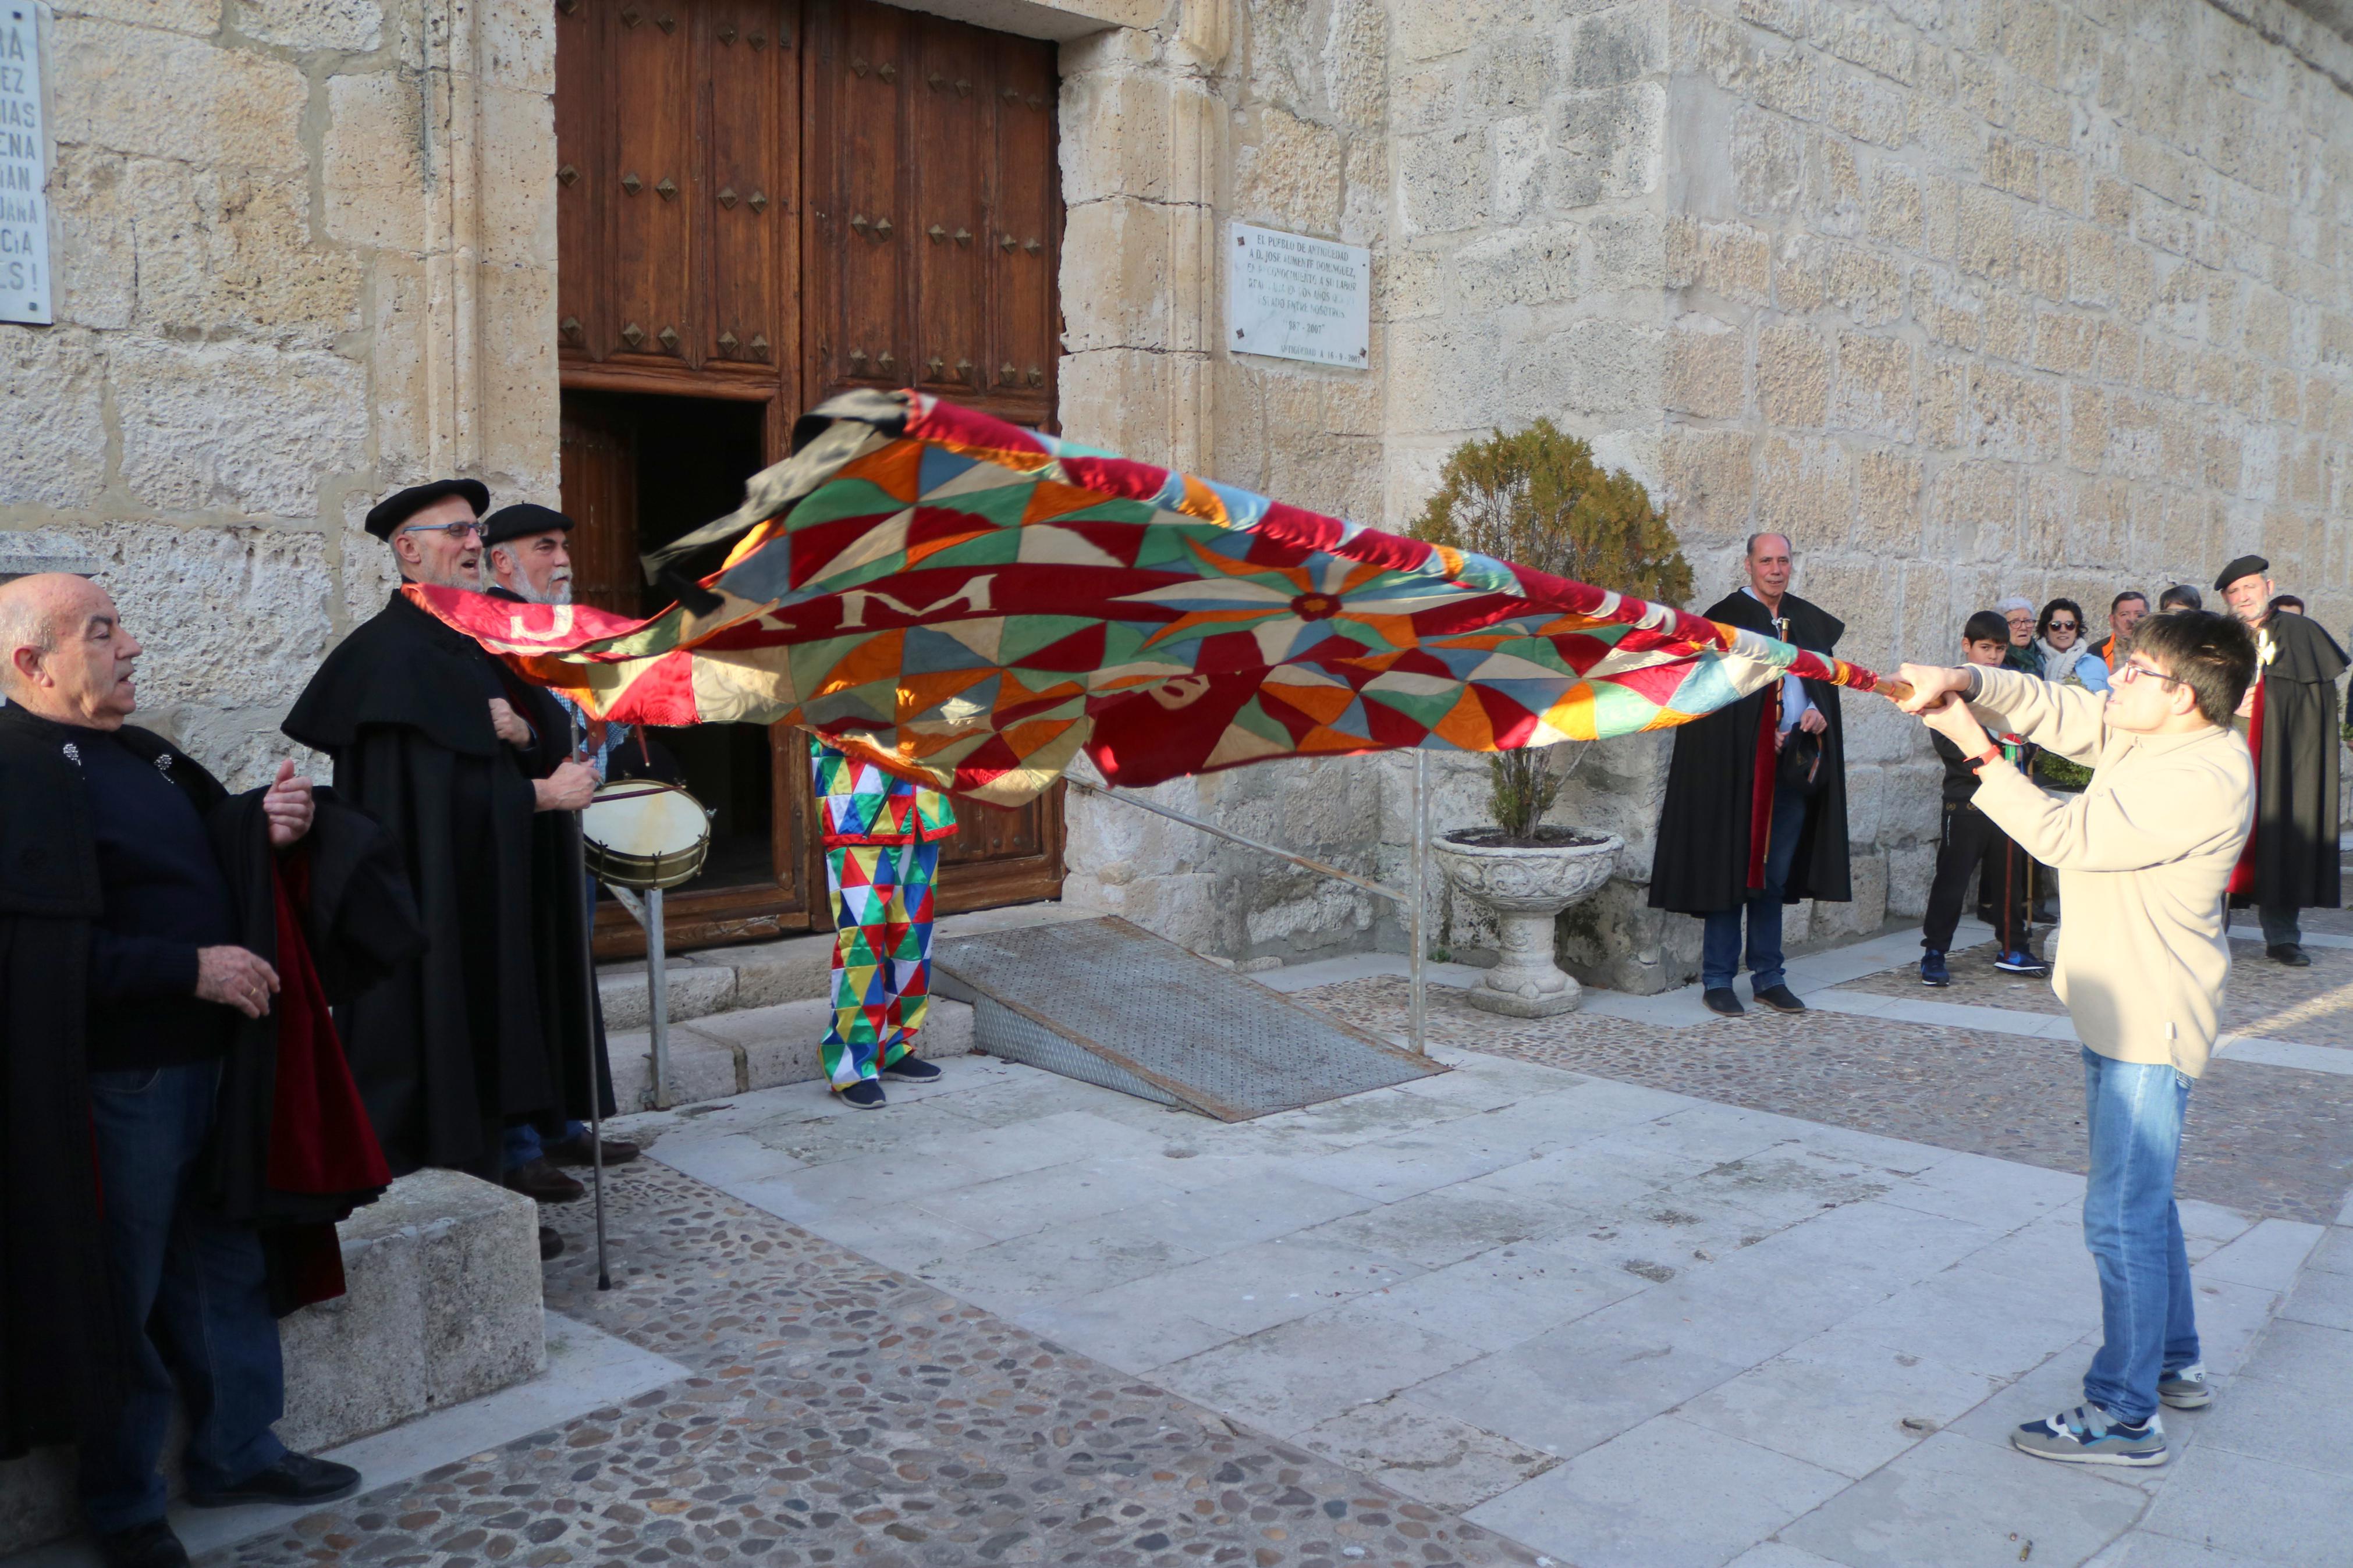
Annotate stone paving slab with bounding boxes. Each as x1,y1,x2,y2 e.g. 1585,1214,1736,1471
1300,976,2353,1225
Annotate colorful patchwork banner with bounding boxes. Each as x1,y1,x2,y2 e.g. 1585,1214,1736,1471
411,390,1896,806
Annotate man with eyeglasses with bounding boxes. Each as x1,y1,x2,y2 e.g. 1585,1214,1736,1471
2213,554,2348,966
1898,609,2257,1470
284,482,598,1261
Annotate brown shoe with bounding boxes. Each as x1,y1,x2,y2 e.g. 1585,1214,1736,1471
545,1132,640,1167
503,1157,585,1204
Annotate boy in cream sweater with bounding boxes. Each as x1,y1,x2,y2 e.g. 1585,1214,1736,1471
1897,610,2258,1468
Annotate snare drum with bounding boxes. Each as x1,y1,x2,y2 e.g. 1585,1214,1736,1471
581,780,712,890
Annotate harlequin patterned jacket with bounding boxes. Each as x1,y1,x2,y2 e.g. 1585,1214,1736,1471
810,737,959,849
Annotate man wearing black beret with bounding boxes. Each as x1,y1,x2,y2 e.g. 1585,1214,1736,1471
2215,554,2349,964
282,482,599,1249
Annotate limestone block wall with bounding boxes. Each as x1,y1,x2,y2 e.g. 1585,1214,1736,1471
1660,0,2353,915
0,0,558,789
1367,0,2353,984
1053,0,1400,965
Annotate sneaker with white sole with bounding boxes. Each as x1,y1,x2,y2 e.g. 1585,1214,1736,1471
2010,1404,2166,1467
2159,1363,2213,1409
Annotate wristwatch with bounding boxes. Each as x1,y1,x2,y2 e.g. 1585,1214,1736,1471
1964,744,2003,772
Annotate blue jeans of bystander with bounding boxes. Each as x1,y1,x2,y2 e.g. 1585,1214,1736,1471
1701,783,1809,993
2079,1046,2201,1425
80,1061,288,1533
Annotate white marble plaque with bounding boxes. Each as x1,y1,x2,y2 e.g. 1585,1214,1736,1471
1228,222,1368,369
0,1,49,326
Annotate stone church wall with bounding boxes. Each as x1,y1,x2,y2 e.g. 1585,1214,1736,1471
1,0,559,788
1368,0,2353,991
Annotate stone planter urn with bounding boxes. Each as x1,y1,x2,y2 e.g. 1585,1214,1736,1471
1430,829,1623,1017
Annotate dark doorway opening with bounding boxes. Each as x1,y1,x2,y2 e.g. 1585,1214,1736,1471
560,387,778,901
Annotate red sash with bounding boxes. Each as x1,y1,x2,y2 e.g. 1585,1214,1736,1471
1748,683,1782,891
2227,675,2264,897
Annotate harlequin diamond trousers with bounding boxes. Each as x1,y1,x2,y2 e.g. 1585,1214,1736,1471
821,838,942,1087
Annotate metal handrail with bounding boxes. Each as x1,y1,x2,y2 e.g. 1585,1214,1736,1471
1066,753,1433,1055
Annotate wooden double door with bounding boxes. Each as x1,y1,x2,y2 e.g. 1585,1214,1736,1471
552,0,1066,955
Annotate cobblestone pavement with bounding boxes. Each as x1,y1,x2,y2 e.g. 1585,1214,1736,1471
2217,938,2353,1047
1827,942,2069,1015
212,1158,1542,1568
1299,976,2353,1225
1812,929,2353,1050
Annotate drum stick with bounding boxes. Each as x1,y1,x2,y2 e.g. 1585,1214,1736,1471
572,714,613,1292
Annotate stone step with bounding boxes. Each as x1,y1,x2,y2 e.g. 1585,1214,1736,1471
0,1171,543,1556
606,996,978,1111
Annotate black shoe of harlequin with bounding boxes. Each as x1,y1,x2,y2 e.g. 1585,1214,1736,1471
1702,987,1744,1016
838,1079,888,1109
882,1055,942,1082
95,1521,190,1568
1754,984,1807,1014
539,1225,565,1261
186,1453,361,1509
2269,943,2312,968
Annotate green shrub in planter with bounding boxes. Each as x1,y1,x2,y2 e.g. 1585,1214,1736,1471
2035,753,2093,791
1408,419,1692,842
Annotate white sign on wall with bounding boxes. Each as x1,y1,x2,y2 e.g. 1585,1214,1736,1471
0,1,49,326
1228,222,1368,369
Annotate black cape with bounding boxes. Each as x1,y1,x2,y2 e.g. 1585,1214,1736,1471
0,705,420,1459
1649,590,1853,915
2238,611,2348,911
483,587,619,1137
284,590,607,1181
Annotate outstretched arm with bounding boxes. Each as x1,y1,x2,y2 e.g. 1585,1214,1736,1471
1894,662,2109,764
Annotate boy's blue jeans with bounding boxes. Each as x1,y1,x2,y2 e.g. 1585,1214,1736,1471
2079,1047,2201,1425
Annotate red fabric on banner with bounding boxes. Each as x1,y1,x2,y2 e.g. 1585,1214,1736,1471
268,856,392,1198
1748,684,1782,892
2228,675,2265,897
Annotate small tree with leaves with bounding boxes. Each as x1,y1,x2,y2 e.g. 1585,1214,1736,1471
1408,419,1693,842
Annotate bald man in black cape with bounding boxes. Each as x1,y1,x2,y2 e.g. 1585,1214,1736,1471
2215,554,2348,965
283,482,601,1215
1650,533,1853,1015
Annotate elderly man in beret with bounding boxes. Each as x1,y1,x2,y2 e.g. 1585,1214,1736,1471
2215,554,2350,964
283,482,600,1256
476,502,638,1186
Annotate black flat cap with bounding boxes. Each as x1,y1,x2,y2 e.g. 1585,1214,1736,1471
2214,554,2270,593
480,503,574,549
365,478,490,540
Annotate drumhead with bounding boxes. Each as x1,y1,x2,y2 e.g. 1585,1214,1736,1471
583,780,711,888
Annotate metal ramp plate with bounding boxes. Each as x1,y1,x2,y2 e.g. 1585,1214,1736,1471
934,916,1443,1121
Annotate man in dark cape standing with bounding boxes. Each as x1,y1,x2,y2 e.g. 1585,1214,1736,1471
1,573,416,1567
477,502,634,1184
283,482,599,1212
1651,532,1853,1015
2216,554,2348,965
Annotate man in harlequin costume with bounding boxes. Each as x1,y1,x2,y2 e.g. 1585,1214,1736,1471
810,738,958,1108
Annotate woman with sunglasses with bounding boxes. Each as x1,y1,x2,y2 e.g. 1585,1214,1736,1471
2036,598,2109,694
